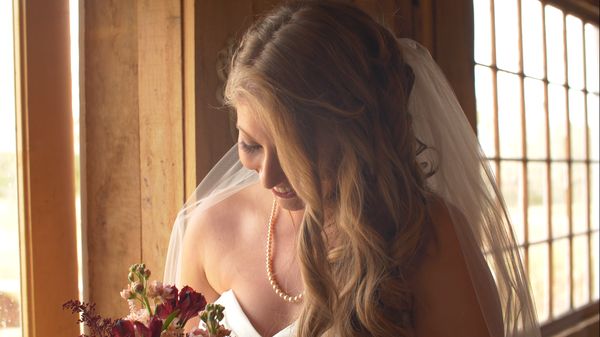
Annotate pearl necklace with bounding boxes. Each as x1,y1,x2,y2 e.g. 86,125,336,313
265,198,304,303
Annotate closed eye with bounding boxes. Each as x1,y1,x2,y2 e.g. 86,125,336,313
238,141,262,154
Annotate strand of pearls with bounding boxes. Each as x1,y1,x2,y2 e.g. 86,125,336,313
265,198,304,303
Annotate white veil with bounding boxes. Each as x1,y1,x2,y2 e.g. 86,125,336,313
164,38,541,337
401,39,541,337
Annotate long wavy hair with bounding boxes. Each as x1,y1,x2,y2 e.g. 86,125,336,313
225,1,434,336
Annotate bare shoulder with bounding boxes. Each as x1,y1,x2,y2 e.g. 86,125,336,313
180,183,270,298
410,196,499,337
184,182,268,244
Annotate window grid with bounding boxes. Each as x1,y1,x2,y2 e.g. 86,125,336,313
474,0,599,323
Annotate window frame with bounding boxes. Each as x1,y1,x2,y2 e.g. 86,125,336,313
472,0,599,334
13,0,79,336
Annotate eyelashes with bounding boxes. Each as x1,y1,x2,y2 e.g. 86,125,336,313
238,141,262,154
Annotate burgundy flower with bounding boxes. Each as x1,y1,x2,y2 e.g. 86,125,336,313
155,301,175,320
133,316,162,337
177,286,207,324
112,319,135,337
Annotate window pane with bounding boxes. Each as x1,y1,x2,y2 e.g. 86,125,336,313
475,65,496,157
474,0,493,66
494,0,520,72
0,1,22,336
588,94,599,161
528,162,548,242
529,242,550,322
585,24,599,93
552,163,569,238
549,84,568,159
592,232,599,300
552,238,571,317
502,161,525,244
573,235,589,308
545,5,566,84
569,89,586,159
525,78,547,159
522,0,545,79
566,16,585,90
592,163,599,231
571,163,587,234
498,72,523,158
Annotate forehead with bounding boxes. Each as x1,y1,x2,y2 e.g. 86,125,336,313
236,103,271,140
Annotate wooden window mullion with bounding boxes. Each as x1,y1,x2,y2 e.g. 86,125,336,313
541,1,555,319
581,22,593,304
516,0,530,270
560,10,575,311
490,0,501,184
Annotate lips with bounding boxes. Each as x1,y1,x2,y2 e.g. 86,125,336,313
272,185,297,199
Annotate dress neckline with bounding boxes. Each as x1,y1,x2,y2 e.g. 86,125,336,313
214,290,296,337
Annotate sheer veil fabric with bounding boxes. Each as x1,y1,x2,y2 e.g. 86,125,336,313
164,39,541,337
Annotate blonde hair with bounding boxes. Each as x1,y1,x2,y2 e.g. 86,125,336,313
225,2,433,336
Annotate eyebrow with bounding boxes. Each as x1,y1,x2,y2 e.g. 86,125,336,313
236,125,256,141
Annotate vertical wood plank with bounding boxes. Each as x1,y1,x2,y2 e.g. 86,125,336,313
137,0,185,284
433,0,476,129
413,0,435,51
84,0,142,317
183,0,198,196
252,0,281,15
391,0,415,38
195,0,254,180
15,0,79,335
353,0,405,34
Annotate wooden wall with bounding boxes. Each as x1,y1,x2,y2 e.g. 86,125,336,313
83,0,474,315
84,0,185,316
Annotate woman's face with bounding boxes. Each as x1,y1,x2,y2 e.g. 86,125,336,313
236,103,305,211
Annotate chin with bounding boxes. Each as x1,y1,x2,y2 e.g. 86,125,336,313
278,196,305,211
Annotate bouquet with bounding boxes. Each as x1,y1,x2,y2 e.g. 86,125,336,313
64,263,231,337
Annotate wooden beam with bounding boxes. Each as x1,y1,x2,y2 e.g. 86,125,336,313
137,0,185,286
434,0,477,130
195,1,254,179
84,0,142,317
14,0,79,335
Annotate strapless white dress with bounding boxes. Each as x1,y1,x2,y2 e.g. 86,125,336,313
213,290,296,337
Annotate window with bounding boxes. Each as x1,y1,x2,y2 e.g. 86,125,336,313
0,1,22,336
473,0,599,327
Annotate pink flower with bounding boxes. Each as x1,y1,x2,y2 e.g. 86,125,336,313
120,286,135,300
147,280,164,299
190,327,232,337
163,285,178,303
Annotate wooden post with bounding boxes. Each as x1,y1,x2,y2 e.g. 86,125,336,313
15,0,79,335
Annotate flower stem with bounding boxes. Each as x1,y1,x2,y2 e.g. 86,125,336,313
143,295,153,316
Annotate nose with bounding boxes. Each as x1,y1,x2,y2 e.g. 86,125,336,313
259,150,286,190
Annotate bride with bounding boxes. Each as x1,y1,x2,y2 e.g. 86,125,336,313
164,1,541,336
